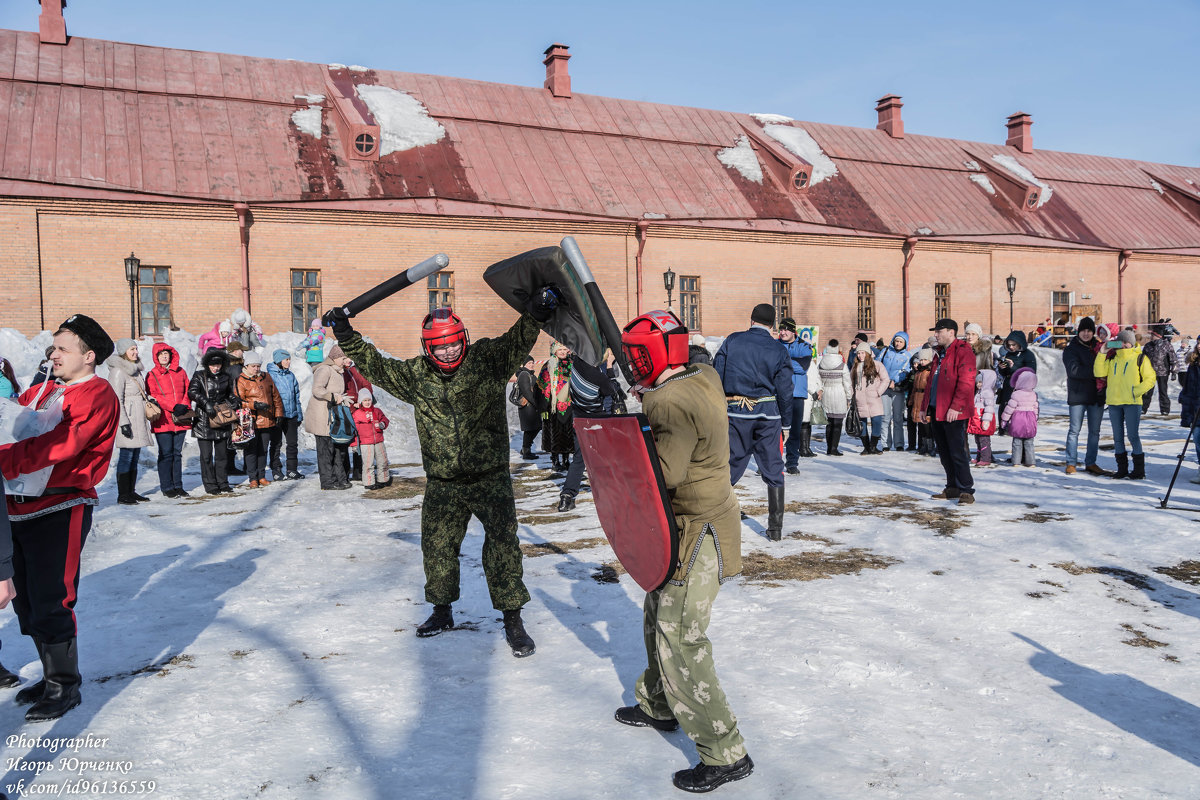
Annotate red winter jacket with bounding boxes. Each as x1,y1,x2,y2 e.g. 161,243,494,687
145,343,191,433
0,374,119,519
928,339,977,422
351,406,389,446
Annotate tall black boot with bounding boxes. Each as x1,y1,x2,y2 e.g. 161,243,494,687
1129,453,1146,480
503,609,536,657
829,420,844,456
860,436,872,456
800,423,817,457
116,472,137,505
0,660,18,688
1112,453,1129,480
130,465,150,502
25,638,81,722
416,604,454,637
765,485,784,541
869,436,882,455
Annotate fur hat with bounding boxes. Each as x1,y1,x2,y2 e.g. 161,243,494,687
1118,328,1137,346
273,349,290,365
57,314,114,363
242,351,262,365
231,308,250,327
114,338,137,358
226,340,245,354
357,387,373,403
751,303,775,326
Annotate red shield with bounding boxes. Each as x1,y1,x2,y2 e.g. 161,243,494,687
574,414,678,592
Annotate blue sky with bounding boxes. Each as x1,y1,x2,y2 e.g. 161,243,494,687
3,0,1196,166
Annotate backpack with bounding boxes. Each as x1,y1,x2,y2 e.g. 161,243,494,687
329,403,357,445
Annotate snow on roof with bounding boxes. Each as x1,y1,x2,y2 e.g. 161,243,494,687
642,212,667,219
916,227,934,235
1151,179,1165,195
716,135,764,184
750,113,794,124
969,173,996,195
328,63,347,69
348,65,369,72
291,106,322,138
293,94,325,104
963,160,981,171
991,154,1053,208
354,84,446,155
763,125,838,185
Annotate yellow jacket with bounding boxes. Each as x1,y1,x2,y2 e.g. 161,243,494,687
1093,346,1157,406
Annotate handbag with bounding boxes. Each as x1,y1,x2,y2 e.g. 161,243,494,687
844,398,862,437
811,401,828,427
329,402,357,445
201,377,237,427
137,378,162,422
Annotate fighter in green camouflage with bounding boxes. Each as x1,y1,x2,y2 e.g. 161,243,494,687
324,290,559,657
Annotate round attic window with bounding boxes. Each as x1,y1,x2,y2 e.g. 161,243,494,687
793,170,810,190
354,133,377,156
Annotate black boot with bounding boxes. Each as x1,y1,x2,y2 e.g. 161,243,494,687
25,638,81,722
0,660,18,688
503,609,536,657
673,755,755,793
416,604,454,637
828,420,843,456
1130,453,1146,480
557,492,576,512
615,704,679,731
130,466,150,502
765,485,784,541
116,472,137,505
520,447,537,460
15,639,44,704
869,436,882,454
1112,453,1130,480
800,423,816,457
860,436,872,455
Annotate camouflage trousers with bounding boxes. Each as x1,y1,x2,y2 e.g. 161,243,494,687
635,531,747,766
421,469,530,611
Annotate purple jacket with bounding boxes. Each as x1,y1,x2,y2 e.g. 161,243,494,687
1000,367,1039,439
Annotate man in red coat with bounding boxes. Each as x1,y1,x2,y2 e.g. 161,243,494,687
0,314,119,721
923,318,978,504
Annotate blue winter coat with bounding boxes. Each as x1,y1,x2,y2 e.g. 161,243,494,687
782,339,813,398
713,327,794,424
267,362,304,421
877,332,911,385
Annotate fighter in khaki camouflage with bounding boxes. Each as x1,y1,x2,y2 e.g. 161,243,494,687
323,287,560,657
614,310,753,793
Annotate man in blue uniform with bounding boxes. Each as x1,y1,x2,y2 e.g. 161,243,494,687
713,304,793,541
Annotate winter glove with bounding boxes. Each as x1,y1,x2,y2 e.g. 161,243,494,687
275,417,285,426
253,401,271,413
321,307,354,340
1106,348,1118,360
204,403,217,417
527,284,564,323
120,423,133,439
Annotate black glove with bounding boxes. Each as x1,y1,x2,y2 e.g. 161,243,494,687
527,284,564,323
120,424,132,438
321,307,354,340
253,401,271,413
275,417,285,426
205,403,217,417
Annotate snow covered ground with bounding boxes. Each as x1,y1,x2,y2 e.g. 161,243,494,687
1,331,1199,799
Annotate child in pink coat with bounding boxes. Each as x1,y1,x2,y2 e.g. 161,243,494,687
351,388,391,489
1000,367,1039,466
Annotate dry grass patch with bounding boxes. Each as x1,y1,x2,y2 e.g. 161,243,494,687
365,476,426,500
520,512,581,525
1120,624,1168,649
1153,561,1200,585
788,531,839,545
741,548,901,587
1052,562,1153,590
781,493,969,537
520,537,610,558
1008,511,1073,524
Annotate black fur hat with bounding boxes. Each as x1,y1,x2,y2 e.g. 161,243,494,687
57,314,114,364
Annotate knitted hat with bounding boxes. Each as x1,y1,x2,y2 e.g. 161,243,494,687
1118,328,1137,346
114,338,137,358
917,347,934,362
357,387,373,402
242,351,262,365
273,348,290,364
523,353,534,364
328,345,346,360
751,304,775,326
57,314,114,363
690,333,706,347
854,332,870,344
965,322,983,338
1077,316,1095,333
778,317,797,333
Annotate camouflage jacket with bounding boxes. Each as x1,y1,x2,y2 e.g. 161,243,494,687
337,314,540,481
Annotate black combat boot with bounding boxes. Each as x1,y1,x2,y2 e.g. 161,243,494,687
765,485,784,541
800,423,816,457
673,755,755,793
502,610,535,657
25,638,82,722
557,492,576,512
416,604,454,638
615,705,679,731
0,660,18,689
1129,453,1146,480
1112,453,1129,480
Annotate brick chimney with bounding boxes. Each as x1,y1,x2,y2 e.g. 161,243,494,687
39,0,67,45
1006,111,1033,154
875,94,904,138
543,44,571,98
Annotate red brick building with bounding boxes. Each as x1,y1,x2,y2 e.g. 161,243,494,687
2,4,1198,354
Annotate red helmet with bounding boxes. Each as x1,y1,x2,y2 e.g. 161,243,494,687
421,308,470,375
621,310,690,388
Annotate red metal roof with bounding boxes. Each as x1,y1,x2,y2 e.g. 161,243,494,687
1,28,1198,252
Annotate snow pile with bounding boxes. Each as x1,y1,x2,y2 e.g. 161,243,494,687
291,106,323,139
763,125,838,185
991,154,1053,208
716,135,764,183
1151,179,1165,195
354,84,446,155
969,173,997,195
963,160,982,171
750,112,794,124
